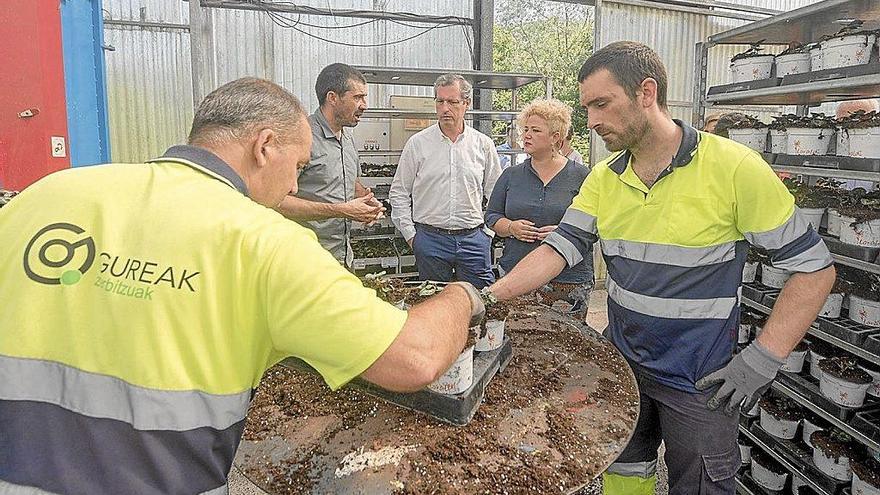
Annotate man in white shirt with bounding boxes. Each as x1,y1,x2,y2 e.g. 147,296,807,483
389,74,502,289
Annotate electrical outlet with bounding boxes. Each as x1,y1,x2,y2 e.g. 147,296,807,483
51,136,66,158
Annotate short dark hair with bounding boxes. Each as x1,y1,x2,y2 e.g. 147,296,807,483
578,41,668,110
315,63,366,106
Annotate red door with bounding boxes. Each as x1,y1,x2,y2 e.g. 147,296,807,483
0,0,71,191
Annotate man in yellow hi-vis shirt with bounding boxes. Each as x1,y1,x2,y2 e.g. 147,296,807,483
488,42,835,494
0,77,483,495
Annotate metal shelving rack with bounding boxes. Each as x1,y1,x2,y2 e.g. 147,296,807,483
349,66,549,275
693,1,880,492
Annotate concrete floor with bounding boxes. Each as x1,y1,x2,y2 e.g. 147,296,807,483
230,289,670,495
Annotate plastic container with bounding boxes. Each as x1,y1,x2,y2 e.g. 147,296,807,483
775,52,811,77
837,128,850,157
853,471,880,495
810,348,828,380
821,33,877,70
819,368,870,407
819,293,844,318
428,345,474,395
742,262,758,283
782,347,808,373
738,323,751,344
769,129,788,154
475,320,505,352
813,444,852,481
827,209,843,236
802,417,824,448
760,406,800,439
848,127,880,159
840,219,880,248
752,456,789,491
739,441,752,465
810,44,824,72
761,264,790,288
729,128,768,152
786,127,832,155
861,364,880,398
800,207,825,230
731,55,775,83
850,294,880,327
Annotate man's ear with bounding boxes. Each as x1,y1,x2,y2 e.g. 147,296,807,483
639,78,659,109
252,128,276,169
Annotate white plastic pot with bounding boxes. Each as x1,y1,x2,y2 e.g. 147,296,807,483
731,55,775,83
848,127,880,159
841,218,880,248
800,207,825,230
782,348,808,373
428,345,474,395
728,128,768,152
820,368,870,407
802,418,823,448
837,128,850,156
786,127,832,155
819,293,844,318
475,319,505,352
742,262,758,283
810,349,828,380
850,294,880,327
738,324,751,344
739,442,752,464
813,446,852,481
822,34,877,70
769,129,788,154
861,365,880,398
745,400,760,417
762,264,790,288
810,45,824,72
752,457,788,491
775,52,811,77
827,209,843,237
760,407,799,439
854,471,880,495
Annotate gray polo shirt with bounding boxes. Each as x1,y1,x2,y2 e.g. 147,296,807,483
295,109,360,265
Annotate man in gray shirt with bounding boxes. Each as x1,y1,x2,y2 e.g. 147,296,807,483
277,63,384,266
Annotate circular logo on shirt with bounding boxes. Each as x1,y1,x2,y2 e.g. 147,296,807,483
23,223,96,285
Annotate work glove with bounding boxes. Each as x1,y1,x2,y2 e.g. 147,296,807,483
695,340,783,416
448,282,486,328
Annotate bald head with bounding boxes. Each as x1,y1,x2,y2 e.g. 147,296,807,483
836,99,880,119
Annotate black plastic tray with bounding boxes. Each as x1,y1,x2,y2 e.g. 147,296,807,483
707,77,781,95
817,316,880,345
864,334,880,357
775,153,880,172
761,152,777,165
782,63,880,86
852,405,880,444
822,235,880,263
736,469,781,495
743,283,782,308
750,424,849,495
776,371,862,421
284,337,514,426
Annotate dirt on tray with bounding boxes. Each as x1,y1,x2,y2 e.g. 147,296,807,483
758,395,804,421
239,301,638,495
852,456,880,488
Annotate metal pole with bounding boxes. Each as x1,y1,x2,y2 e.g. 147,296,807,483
473,0,494,136
692,41,709,127
200,1,472,26
189,0,216,108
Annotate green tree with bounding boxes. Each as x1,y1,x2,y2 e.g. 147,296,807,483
493,0,593,156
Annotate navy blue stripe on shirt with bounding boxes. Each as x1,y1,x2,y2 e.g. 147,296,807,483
771,228,821,264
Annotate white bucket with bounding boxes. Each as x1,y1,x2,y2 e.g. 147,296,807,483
775,52,811,77
475,319,505,352
837,128,850,156
731,55,775,83
861,365,880,398
752,457,788,491
739,442,752,464
822,34,877,70
810,349,828,380
760,407,799,439
854,471,880,495
820,368,870,407
742,262,758,283
819,293,844,318
728,128,768,152
738,324,751,344
786,127,832,155
840,218,880,248
813,446,852,481
847,127,880,159
769,129,788,154
428,345,474,395
802,418,823,447
782,348,808,373
762,264,790,288
810,45,824,71
850,294,880,327
827,209,843,236
800,207,825,230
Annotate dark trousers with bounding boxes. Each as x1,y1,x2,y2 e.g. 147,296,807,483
412,224,495,289
610,366,740,494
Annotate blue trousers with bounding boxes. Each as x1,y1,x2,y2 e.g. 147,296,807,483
412,225,495,289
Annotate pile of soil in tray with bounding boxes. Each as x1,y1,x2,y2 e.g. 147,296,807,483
536,282,577,306
759,395,804,421
751,450,787,475
811,429,861,462
403,281,445,306
853,456,880,488
362,275,409,304
818,356,873,384
239,307,639,495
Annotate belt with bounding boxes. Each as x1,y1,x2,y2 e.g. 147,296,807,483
416,223,484,235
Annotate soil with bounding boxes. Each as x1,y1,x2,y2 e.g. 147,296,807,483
777,44,810,57
751,450,787,475
830,278,852,295
837,204,880,224
818,356,873,384
852,456,880,488
363,277,409,305
759,395,804,421
810,429,861,462
731,43,772,63
238,303,639,495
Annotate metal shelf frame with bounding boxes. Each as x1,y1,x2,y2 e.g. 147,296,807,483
771,165,880,182
361,108,520,121
738,425,833,495
704,74,880,106
353,65,548,92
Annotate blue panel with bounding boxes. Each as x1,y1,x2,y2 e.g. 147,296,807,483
60,0,110,166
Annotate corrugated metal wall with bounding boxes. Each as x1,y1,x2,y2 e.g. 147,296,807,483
103,0,472,162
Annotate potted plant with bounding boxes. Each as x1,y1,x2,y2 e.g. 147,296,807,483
475,301,509,352
819,355,873,407
809,340,846,380
751,450,789,491
775,44,812,77
730,42,775,83
801,411,827,448
839,110,880,159
362,272,409,308
759,395,804,439
785,114,836,156
768,114,799,153
852,455,880,495
820,277,852,318
819,21,878,70
782,341,810,373
725,114,769,152
811,428,860,481
845,270,880,327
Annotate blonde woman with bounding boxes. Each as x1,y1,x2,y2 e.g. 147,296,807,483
485,99,594,316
